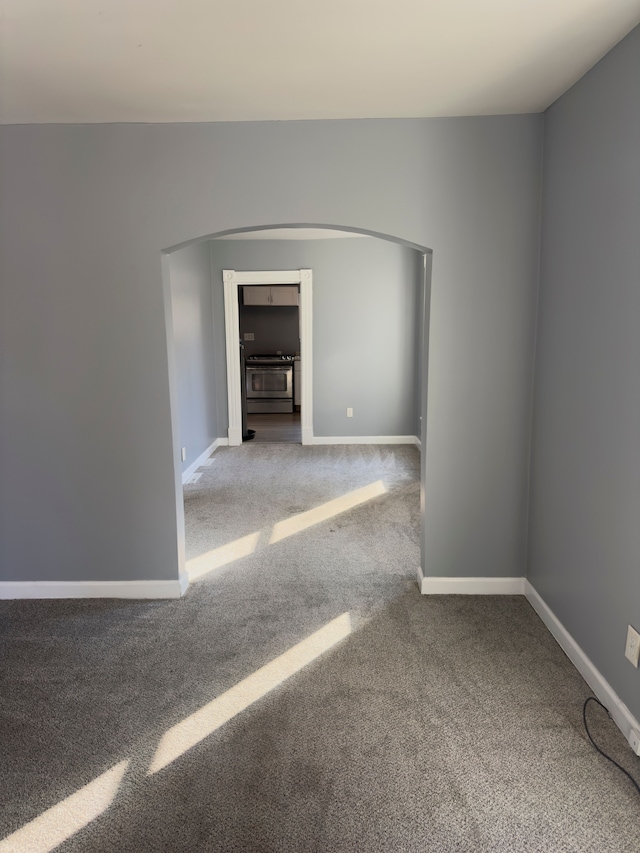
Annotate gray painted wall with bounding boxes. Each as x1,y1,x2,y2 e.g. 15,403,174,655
239,303,300,358
210,237,422,437
168,242,218,474
0,115,542,583
528,27,640,720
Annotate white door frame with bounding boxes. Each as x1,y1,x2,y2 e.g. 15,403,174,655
223,269,313,446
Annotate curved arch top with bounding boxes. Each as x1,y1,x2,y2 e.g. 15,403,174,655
163,222,433,256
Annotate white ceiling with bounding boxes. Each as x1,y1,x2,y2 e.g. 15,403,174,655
1,1,639,125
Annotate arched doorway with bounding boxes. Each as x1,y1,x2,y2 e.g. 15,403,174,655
162,223,433,595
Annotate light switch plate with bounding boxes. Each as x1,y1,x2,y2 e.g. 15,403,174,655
624,624,640,667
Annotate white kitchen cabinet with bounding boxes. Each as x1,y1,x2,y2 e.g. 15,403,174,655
243,285,299,306
270,286,299,306
242,286,271,305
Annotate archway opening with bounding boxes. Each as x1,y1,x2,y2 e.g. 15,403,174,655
162,223,433,595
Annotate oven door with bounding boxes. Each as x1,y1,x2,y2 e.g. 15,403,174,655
246,365,293,400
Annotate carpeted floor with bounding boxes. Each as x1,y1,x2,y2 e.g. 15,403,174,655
1,444,639,852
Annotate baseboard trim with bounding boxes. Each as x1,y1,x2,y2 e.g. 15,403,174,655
0,579,187,600
418,570,526,595
525,580,640,746
182,437,228,484
414,436,422,449
312,435,417,446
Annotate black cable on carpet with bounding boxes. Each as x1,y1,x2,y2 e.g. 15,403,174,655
583,696,640,797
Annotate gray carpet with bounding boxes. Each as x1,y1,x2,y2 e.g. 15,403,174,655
1,445,639,852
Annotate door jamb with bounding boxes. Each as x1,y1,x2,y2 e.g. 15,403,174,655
223,269,313,446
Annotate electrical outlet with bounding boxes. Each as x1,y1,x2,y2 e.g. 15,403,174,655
244,333,254,341
629,729,640,756
347,408,353,418
624,624,640,667
181,447,186,462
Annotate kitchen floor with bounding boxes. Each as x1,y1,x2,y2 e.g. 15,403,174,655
247,411,301,443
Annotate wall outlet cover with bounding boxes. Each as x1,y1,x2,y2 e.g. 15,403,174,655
624,624,640,667
244,333,254,341
629,729,640,756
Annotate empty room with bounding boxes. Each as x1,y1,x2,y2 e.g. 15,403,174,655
1,2,639,851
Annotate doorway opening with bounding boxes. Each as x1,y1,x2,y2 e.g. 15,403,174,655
240,282,301,444
223,268,313,446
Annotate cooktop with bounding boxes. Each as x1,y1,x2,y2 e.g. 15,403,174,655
246,354,295,362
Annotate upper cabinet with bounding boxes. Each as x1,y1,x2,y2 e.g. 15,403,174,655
242,285,271,305
270,286,299,306
243,286,299,306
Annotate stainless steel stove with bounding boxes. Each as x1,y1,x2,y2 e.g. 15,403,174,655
245,355,294,413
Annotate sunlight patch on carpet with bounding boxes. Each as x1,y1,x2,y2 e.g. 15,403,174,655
0,760,129,853
186,480,388,582
269,480,387,544
186,531,261,581
148,612,352,775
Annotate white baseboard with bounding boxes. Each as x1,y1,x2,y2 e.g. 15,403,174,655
414,436,422,449
418,568,526,595
0,578,187,600
301,426,314,446
182,437,228,484
312,435,417,446
525,580,640,747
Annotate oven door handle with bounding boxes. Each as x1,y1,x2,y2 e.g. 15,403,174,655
246,367,291,373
